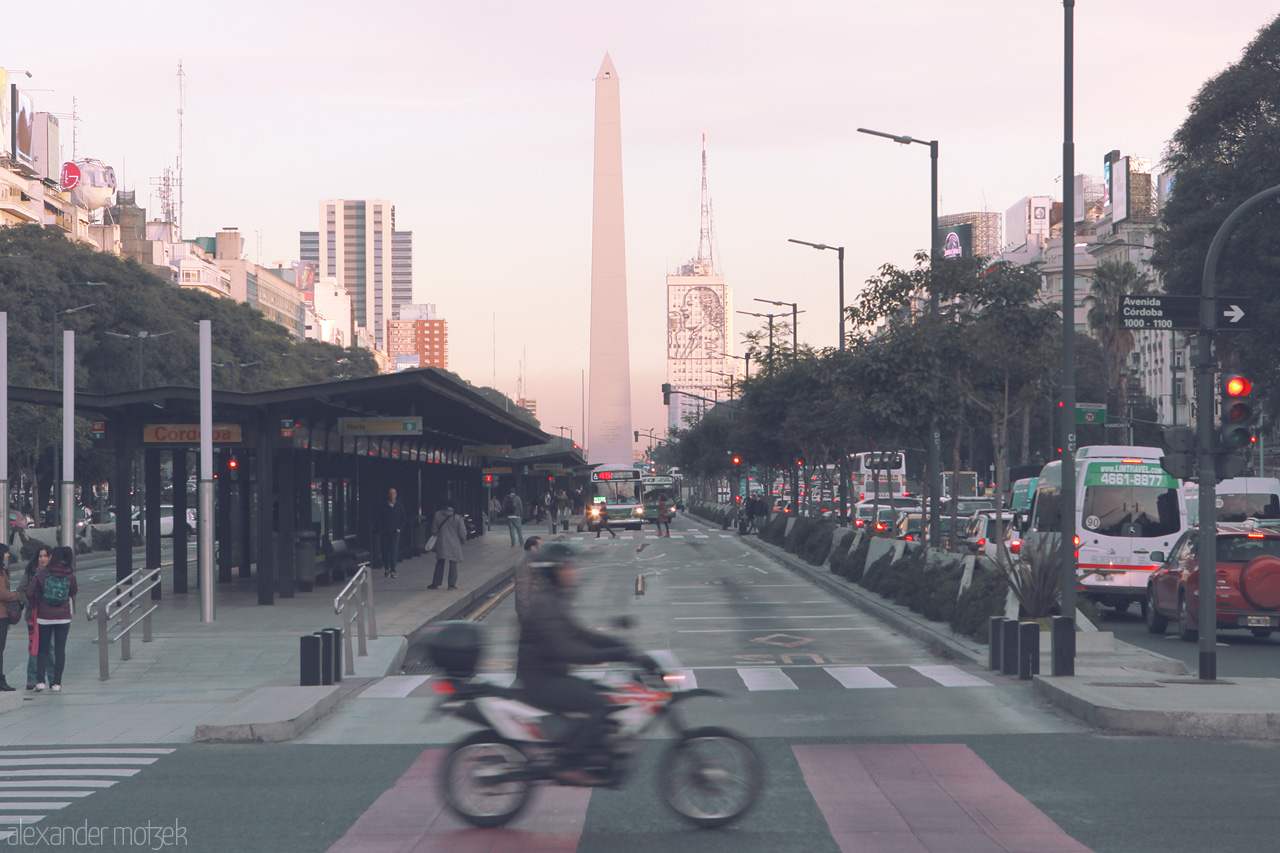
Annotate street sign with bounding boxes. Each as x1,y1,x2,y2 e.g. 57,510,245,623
337,417,422,436
482,466,512,475
463,445,511,455
1075,403,1106,424
1119,294,1253,330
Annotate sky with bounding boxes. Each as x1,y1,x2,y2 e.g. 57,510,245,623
5,1,1278,453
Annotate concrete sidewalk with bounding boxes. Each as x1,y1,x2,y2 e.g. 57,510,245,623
0,520,556,746
725,518,1280,741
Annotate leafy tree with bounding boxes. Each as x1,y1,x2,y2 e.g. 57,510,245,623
1082,259,1152,420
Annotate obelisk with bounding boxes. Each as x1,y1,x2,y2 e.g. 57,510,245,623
587,53,633,463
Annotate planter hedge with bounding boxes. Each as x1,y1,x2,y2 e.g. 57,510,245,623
950,567,1011,643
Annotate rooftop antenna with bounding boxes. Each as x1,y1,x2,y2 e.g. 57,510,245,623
696,133,715,275
177,60,185,239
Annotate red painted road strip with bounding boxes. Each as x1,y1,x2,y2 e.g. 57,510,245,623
327,748,591,852
793,744,1092,852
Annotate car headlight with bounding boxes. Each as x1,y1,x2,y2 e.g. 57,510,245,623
590,508,600,516
635,508,644,515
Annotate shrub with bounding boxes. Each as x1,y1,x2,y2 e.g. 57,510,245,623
875,550,920,601
90,527,117,553
860,549,895,593
950,567,1011,643
829,545,851,577
762,513,789,546
842,534,871,582
798,521,837,566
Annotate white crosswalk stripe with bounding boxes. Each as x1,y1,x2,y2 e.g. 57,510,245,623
0,748,174,838
738,667,798,691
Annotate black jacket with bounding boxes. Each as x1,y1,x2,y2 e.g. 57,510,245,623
376,501,407,534
516,586,631,682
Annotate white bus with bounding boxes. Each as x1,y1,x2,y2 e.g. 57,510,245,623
587,464,646,531
1024,445,1188,612
850,451,907,500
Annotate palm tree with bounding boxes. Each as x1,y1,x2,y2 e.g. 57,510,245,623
1082,259,1153,421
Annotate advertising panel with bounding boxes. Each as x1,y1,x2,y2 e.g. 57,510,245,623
936,223,972,259
32,112,58,181
12,86,34,169
1112,156,1130,225
667,282,727,360
0,71,7,159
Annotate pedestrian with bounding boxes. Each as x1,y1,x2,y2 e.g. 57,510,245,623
657,494,672,537
547,491,560,534
20,546,49,690
376,488,407,578
755,494,771,535
502,488,525,548
429,500,468,590
595,499,616,538
26,545,77,693
511,535,543,621
0,545,19,691
489,494,503,529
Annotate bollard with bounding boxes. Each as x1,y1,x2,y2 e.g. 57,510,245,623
322,628,343,683
1001,619,1019,676
635,574,645,596
300,635,322,686
1018,622,1040,680
315,631,335,686
1051,614,1075,676
988,617,1005,670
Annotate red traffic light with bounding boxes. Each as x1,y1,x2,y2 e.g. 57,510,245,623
1226,376,1252,397
732,456,741,465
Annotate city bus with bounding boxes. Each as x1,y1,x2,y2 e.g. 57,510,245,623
586,463,646,531
850,451,907,500
639,474,679,524
1023,445,1188,612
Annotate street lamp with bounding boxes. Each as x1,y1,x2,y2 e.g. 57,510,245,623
857,126,942,548
787,240,845,351
753,298,800,351
727,352,751,380
52,304,96,386
211,359,262,392
736,310,782,362
106,330,176,390
554,426,574,442
709,370,738,399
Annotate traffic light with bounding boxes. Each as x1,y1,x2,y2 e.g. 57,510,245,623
1220,373,1256,449
634,430,639,442
483,474,493,484
1159,426,1194,481
662,383,673,405
732,456,741,466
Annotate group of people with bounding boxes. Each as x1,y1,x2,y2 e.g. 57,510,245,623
739,493,771,534
0,543,77,693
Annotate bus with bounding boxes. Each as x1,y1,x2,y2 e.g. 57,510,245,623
850,451,907,500
1023,445,1188,612
639,475,679,524
587,464,646,531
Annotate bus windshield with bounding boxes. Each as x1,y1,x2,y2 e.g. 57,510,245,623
1080,484,1181,538
590,466,642,506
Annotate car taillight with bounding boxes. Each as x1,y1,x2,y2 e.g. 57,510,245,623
431,680,456,694
1010,540,1021,554
1073,535,1080,547
977,538,986,547
875,522,887,531
1248,533,1265,539
904,534,914,541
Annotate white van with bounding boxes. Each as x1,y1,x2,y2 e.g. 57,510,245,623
1024,446,1188,612
1203,477,1280,524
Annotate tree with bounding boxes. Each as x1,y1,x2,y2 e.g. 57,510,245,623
1153,14,1280,404
1082,259,1152,421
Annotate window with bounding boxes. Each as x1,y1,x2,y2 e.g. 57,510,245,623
1081,484,1181,538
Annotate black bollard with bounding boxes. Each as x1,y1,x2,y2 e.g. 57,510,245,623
1018,622,1040,680
1051,614,1075,676
988,617,1005,671
1001,619,1019,676
300,635,322,686
322,628,343,683
315,631,335,686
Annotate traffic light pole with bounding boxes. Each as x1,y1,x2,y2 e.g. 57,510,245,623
1195,183,1280,680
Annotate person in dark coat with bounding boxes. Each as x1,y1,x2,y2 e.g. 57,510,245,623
0,545,19,691
376,488,407,578
26,545,77,692
429,501,468,589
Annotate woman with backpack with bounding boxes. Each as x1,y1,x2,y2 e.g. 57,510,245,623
20,547,49,690
0,545,19,691
26,545,77,692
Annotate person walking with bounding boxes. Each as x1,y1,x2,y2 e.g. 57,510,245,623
656,494,672,538
489,494,503,530
511,535,543,621
0,545,19,691
546,491,559,534
429,501,468,590
20,546,49,690
376,488,407,578
27,545,77,693
595,499,616,539
502,488,525,548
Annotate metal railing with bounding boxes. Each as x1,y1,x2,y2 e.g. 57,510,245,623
84,565,164,681
334,561,377,676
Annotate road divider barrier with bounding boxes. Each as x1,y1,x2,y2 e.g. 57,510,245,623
85,564,164,681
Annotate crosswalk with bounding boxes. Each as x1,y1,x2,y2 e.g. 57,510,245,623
0,748,174,838
565,527,737,542
363,664,996,699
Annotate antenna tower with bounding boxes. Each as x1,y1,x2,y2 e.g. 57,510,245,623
695,134,715,275
177,60,186,239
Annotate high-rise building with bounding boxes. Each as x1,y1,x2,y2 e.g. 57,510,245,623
387,303,449,370
299,200,411,350
666,137,732,430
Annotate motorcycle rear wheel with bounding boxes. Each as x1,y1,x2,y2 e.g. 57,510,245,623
658,726,761,828
441,730,534,828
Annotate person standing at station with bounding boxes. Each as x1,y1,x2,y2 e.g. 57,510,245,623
27,545,77,692
429,500,468,590
502,488,525,548
511,535,543,620
376,488,407,579
0,545,19,691
20,547,49,690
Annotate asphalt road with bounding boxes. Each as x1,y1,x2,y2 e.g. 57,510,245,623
1096,605,1280,678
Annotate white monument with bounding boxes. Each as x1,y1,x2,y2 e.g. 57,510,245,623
587,53,633,463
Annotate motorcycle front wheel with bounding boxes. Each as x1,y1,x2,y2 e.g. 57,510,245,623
658,726,761,828
441,730,534,828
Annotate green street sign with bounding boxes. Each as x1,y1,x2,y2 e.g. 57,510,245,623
1075,403,1106,425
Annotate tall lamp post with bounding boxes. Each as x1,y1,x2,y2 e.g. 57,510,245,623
736,310,782,362
857,126,942,548
1057,0,1079,675
753,298,799,351
787,240,845,351
52,303,97,385
106,330,176,389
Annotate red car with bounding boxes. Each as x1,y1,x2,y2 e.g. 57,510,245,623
1145,523,1280,641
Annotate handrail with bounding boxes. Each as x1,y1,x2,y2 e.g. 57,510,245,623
333,560,377,676
84,565,164,681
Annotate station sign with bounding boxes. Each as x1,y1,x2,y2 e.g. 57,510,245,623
482,466,512,475
143,424,243,444
1119,295,1253,331
463,445,512,455
337,417,422,436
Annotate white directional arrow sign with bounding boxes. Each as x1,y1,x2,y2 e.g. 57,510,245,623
1214,296,1252,329
1222,303,1246,324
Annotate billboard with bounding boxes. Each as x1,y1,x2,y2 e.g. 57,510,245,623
667,282,727,360
11,85,34,170
1112,156,1130,225
31,112,58,181
0,71,9,159
936,223,972,259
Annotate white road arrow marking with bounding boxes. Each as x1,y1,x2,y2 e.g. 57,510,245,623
1223,303,1246,323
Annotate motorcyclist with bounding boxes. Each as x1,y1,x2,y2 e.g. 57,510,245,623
515,542,653,784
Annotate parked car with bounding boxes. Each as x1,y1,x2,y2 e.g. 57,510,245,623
131,505,197,537
1146,523,1280,640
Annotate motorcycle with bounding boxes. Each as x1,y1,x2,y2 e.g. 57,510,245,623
429,625,761,829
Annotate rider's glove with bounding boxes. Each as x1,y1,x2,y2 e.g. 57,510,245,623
632,653,660,673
